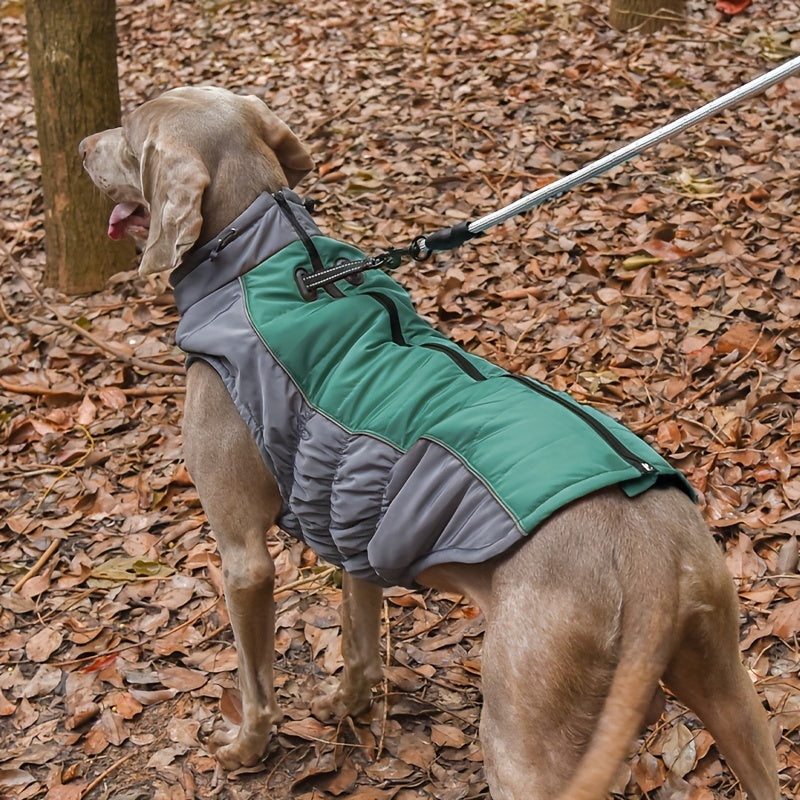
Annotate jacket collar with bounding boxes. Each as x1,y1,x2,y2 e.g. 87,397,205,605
170,190,320,315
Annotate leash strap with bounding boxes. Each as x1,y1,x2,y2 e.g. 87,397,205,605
296,54,800,300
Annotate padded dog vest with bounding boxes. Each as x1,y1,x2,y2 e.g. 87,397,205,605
171,191,692,588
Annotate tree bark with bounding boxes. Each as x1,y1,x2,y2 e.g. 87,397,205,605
26,0,135,294
609,0,686,32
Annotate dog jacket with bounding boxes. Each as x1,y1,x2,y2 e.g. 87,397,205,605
171,191,693,588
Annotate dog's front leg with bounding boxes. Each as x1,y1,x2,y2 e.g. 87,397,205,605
212,529,282,768
183,361,283,768
312,572,383,720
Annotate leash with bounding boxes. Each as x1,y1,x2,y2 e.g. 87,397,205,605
297,54,800,299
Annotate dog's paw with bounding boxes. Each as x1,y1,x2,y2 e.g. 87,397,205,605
311,676,373,722
208,723,274,769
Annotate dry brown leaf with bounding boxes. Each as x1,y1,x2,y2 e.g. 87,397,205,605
44,784,85,800
219,687,242,725
661,722,698,778
768,599,800,639
0,767,36,791
25,626,64,663
431,724,469,749
396,732,437,770
281,717,336,742
0,690,17,717
632,752,666,793
157,666,208,692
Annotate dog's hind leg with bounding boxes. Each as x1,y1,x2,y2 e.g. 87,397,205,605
471,521,633,800
663,562,781,800
183,360,283,768
478,579,622,799
312,572,383,720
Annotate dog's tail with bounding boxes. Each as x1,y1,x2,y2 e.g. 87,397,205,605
553,569,678,800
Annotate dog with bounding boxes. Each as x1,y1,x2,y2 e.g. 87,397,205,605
79,86,780,800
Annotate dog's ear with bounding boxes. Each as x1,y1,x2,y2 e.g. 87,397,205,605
136,136,210,275
246,96,314,188
122,101,210,275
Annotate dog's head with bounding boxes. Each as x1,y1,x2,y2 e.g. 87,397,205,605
79,86,314,275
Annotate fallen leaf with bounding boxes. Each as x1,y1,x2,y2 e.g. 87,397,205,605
632,751,666,792
661,723,698,777
0,689,18,716
768,599,800,639
25,626,64,663
90,555,175,582
621,254,662,270
44,784,85,800
716,0,751,12
431,724,469,749
157,666,208,692
0,768,35,790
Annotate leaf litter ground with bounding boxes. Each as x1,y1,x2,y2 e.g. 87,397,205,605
1,0,800,798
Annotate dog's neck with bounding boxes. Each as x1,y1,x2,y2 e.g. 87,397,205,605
198,184,280,251
196,154,290,250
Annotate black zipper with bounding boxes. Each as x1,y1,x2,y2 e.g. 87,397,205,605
366,290,653,476
366,292,407,346
506,374,654,476
366,292,487,379
420,342,488,382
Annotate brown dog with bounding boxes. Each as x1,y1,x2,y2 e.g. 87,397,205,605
79,87,780,800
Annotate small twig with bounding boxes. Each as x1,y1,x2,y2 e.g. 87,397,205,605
12,538,61,593
29,311,184,376
122,385,186,396
0,376,82,399
376,599,391,759
396,595,465,640
274,565,337,597
79,749,137,799
372,687,480,732
305,97,360,138
35,424,95,512
0,466,63,478
15,588,98,629
0,377,184,399
447,147,500,197
0,289,23,325
508,314,545,356
454,116,497,145
674,413,729,447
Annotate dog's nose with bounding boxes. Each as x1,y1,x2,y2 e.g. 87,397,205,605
78,137,91,162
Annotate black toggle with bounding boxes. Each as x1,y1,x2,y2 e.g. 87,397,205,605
294,267,318,301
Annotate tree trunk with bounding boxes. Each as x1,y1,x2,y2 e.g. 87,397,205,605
609,0,686,32
26,0,135,294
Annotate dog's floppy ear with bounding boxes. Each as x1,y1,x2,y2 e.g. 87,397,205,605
123,102,210,275
246,96,313,188
136,136,210,275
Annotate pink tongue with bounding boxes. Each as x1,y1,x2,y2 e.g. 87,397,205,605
108,202,141,240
